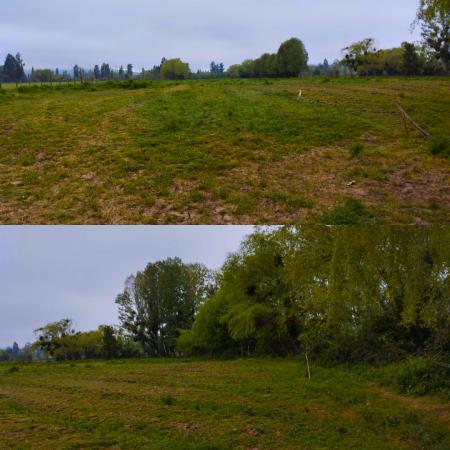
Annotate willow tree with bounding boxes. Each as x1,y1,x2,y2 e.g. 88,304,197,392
286,226,450,362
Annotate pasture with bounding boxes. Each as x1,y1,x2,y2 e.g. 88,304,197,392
0,78,449,224
1,358,449,449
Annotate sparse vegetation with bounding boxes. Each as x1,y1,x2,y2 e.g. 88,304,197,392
0,359,449,449
349,142,364,159
0,77,449,224
428,136,450,158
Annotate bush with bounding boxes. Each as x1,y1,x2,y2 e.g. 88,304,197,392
428,137,450,158
349,143,364,158
395,357,450,396
321,197,367,224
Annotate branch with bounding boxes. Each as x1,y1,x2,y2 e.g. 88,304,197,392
396,97,433,140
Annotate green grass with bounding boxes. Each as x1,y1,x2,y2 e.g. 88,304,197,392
0,358,448,449
0,78,449,224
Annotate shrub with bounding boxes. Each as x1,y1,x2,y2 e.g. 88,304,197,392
7,366,20,374
395,356,450,396
321,197,367,224
428,137,450,158
349,143,364,159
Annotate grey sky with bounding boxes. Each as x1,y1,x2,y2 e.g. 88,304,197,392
1,0,420,70
0,226,254,347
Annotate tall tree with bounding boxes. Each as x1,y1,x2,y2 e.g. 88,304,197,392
119,65,125,80
342,38,378,74
116,258,213,356
2,53,25,85
94,65,100,80
416,0,450,73
160,59,190,80
73,65,80,81
402,42,421,75
277,38,309,77
126,64,133,79
100,63,111,80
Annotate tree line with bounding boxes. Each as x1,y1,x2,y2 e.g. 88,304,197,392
3,227,447,365
0,1,448,86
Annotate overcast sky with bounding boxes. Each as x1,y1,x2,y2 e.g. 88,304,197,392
0,0,420,70
0,226,255,347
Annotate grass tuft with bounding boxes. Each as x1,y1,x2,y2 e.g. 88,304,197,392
161,394,176,405
349,143,364,159
321,197,368,225
428,136,450,158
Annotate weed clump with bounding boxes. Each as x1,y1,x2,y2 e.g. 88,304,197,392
428,137,450,158
161,394,175,405
349,143,364,159
395,356,450,397
321,197,367,225
7,366,20,374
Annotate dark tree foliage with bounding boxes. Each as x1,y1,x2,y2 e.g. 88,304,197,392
402,42,421,75
119,65,125,80
126,64,133,79
102,325,120,359
100,63,111,80
2,53,25,84
73,65,81,81
94,65,100,80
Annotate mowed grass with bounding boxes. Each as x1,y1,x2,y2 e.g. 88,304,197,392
0,359,449,450
0,78,449,224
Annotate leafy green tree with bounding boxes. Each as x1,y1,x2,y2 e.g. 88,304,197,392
277,38,309,77
33,319,76,360
160,58,190,80
30,69,55,83
342,38,378,74
180,227,449,363
116,258,213,356
118,65,125,80
416,0,450,73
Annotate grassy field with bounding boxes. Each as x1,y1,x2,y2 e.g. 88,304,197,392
0,359,448,449
0,78,449,224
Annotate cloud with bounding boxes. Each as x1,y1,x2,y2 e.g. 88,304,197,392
0,226,254,347
0,0,420,69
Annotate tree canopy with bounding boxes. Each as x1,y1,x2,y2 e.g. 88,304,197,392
416,0,450,73
2,53,25,84
179,227,450,363
160,58,190,80
115,258,213,356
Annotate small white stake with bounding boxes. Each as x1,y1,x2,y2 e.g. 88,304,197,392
305,352,311,379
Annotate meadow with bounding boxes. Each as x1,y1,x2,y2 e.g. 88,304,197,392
0,78,449,224
0,358,448,449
